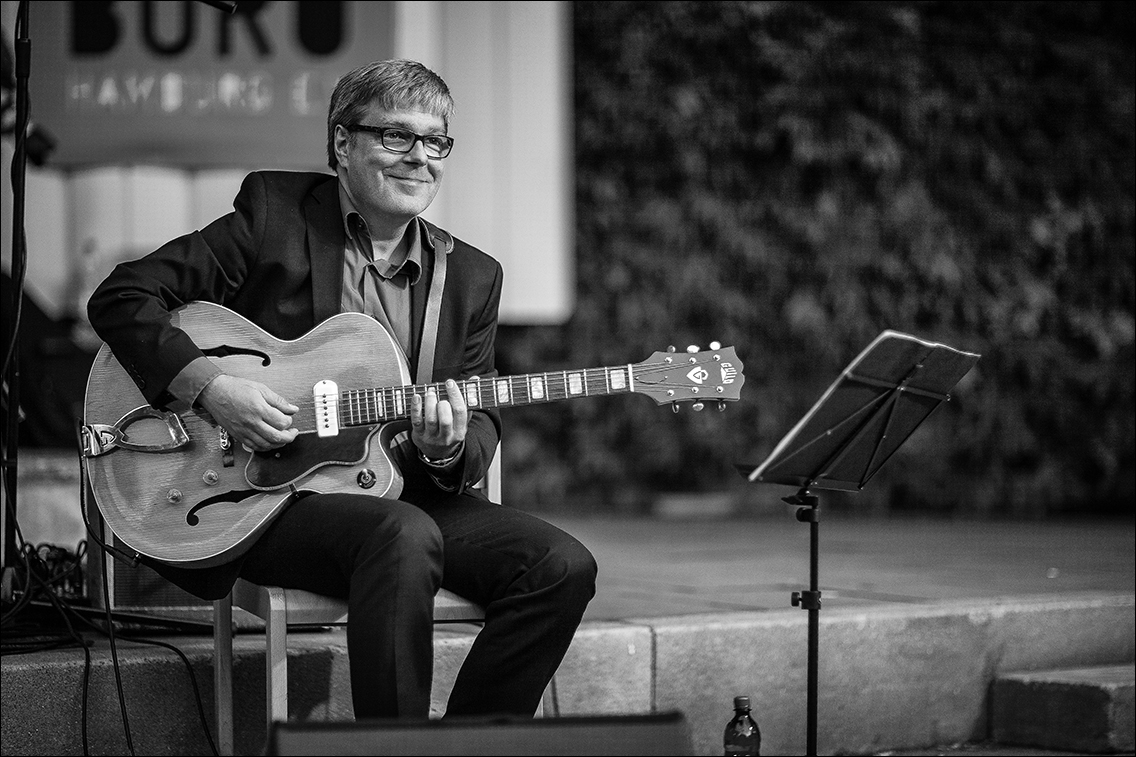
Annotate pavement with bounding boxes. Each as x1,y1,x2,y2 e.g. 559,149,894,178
549,512,1136,621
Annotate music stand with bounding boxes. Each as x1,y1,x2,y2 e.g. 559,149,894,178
736,330,980,756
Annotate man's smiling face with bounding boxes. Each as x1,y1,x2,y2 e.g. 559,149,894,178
334,105,446,229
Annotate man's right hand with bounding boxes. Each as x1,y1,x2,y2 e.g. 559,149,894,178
197,374,299,451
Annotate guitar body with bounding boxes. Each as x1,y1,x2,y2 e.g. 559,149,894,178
84,302,412,568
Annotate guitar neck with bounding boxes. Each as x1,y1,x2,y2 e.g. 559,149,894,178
338,365,636,428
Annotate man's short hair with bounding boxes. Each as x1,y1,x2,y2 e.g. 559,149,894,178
326,59,455,170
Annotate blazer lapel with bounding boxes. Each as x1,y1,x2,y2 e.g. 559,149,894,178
305,179,346,325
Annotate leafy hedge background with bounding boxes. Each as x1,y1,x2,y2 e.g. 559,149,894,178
494,0,1134,518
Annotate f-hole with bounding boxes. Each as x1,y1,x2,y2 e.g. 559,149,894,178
201,345,271,365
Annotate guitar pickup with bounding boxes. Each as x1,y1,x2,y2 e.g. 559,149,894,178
314,380,339,437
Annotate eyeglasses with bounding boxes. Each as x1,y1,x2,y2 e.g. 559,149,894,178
344,124,455,159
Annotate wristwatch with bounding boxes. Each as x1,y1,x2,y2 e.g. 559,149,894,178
419,442,464,467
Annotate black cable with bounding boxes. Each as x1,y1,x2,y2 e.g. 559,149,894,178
0,505,33,623
0,543,82,648
94,479,137,757
0,0,219,748
2,532,220,757
1,402,223,756
72,425,139,754
6,540,94,753
76,424,141,569
79,448,219,757
65,604,221,757
5,440,220,756
1,3,28,382
2,0,31,650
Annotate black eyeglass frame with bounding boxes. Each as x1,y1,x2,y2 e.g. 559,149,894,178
342,124,455,159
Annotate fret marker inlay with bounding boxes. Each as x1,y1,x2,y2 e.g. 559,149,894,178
568,373,584,395
496,380,511,404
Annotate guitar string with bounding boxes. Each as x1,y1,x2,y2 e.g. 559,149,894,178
188,359,733,430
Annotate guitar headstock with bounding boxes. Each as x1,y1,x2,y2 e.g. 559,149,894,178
631,343,745,410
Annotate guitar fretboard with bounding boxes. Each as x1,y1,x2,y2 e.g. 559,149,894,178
337,366,636,427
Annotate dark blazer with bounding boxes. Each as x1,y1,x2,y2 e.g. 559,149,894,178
87,171,504,598
88,169,503,498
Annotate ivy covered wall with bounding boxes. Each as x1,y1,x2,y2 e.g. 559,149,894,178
495,0,1134,518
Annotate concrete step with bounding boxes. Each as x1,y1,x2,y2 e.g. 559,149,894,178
2,592,1133,756
992,664,1135,754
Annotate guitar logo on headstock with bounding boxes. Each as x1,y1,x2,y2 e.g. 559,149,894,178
633,345,746,405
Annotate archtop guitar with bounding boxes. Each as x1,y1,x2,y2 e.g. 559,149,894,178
82,301,745,567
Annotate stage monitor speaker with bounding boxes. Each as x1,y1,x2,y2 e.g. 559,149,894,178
268,712,693,756
85,488,209,614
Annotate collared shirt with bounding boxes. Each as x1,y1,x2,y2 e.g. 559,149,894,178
338,184,425,361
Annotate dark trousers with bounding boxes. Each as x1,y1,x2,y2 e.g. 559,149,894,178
237,489,597,719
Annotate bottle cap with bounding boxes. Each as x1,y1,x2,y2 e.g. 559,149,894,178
734,695,750,709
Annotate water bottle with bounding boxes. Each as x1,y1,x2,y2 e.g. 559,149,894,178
723,695,761,756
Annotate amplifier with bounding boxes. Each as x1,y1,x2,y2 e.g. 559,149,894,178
268,712,694,756
85,494,209,613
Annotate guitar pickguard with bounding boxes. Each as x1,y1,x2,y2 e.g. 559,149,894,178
246,427,377,489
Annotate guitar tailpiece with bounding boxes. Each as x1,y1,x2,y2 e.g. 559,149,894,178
79,406,191,456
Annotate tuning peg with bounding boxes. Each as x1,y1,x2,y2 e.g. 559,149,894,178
710,341,721,350
718,401,727,412
692,402,704,412
686,345,700,353
672,403,680,414
667,345,676,353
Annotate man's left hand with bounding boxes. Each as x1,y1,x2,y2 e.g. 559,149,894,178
411,378,467,460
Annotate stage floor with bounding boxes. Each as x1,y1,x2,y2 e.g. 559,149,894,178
545,513,1135,621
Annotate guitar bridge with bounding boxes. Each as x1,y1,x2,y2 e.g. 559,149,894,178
219,428,235,467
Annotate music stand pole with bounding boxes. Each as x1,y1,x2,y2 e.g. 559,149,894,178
787,489,821,756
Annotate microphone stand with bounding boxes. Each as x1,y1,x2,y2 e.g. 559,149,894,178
2,0,31,602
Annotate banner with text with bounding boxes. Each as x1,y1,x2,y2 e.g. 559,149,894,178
27,1,395,169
